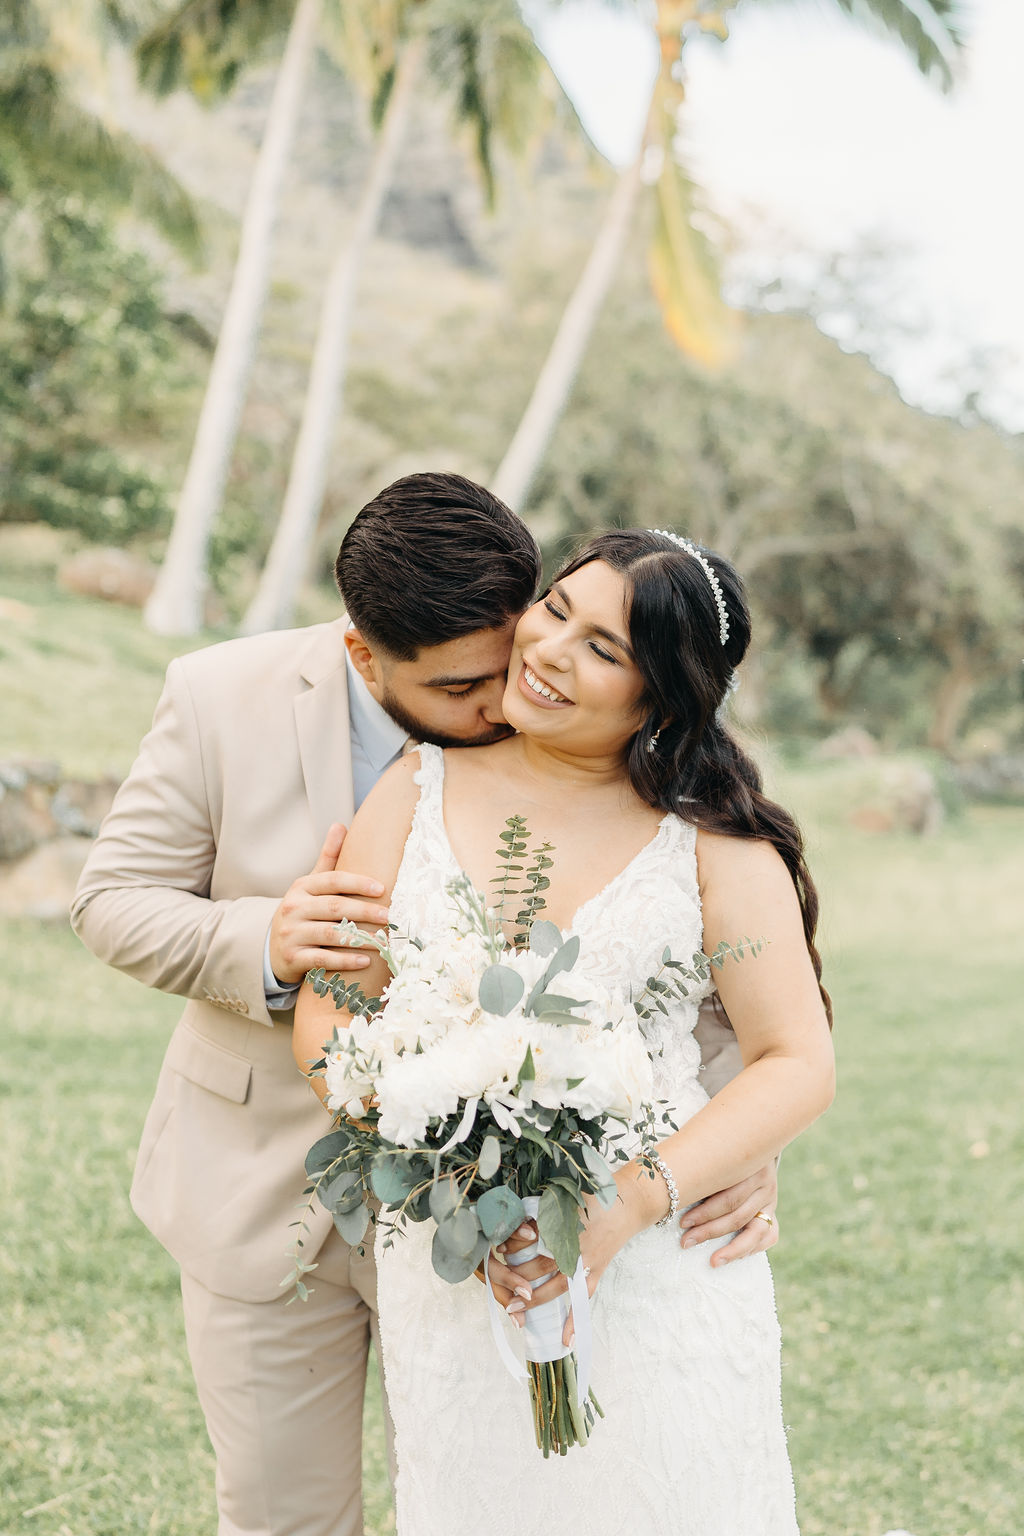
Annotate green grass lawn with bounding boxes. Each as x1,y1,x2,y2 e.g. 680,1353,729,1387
1,582,1021,1535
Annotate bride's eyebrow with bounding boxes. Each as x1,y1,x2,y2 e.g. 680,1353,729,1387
551,583,633,660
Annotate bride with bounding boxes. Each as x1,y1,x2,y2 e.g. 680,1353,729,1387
293,528,835,1535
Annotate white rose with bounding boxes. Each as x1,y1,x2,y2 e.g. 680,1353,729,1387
375,1050,461,1148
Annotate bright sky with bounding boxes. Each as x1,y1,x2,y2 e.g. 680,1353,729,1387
529,0,1024,430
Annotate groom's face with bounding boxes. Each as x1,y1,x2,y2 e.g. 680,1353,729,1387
346,620,521,748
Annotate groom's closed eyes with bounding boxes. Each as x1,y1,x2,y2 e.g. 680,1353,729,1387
424,671,508,698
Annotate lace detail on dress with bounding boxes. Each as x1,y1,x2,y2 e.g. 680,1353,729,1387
374,743,799,1536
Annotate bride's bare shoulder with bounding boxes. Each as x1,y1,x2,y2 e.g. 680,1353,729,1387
694,827,792,893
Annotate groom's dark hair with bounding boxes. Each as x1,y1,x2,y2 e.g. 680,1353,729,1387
336,472,541,659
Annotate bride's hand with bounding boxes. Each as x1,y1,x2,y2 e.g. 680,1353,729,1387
484,1170,656,1341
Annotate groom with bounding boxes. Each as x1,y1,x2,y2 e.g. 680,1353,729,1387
72,473,777,1536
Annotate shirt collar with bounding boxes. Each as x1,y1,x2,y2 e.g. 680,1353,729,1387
345,648,409,770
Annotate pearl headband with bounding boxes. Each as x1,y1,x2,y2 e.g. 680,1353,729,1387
649,529,730,647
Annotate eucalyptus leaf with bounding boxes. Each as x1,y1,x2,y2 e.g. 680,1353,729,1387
537,1183,581,1276
319,1169,363,1214
525,935,581,1014
370,1155,419,1205
305,1131,351,1178
534,1009,588,1028
478,1134,502,1181
580,1141,615,1186
431,1226,489,1284
436,1202,482,1259
428,1175,463,1225
528,919,562,956
333,1202,370,1245
478,964,526,1016
533,992,586,1014
476,1185,526,1243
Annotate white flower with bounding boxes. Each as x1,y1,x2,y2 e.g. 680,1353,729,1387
563,1020,653,1120
375,1050,461,1147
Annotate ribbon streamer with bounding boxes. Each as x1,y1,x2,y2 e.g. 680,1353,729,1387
483,1212,593,1407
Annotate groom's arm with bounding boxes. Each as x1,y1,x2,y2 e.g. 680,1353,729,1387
686,992,779,1265
71,658,282,1023
71,658,385,1025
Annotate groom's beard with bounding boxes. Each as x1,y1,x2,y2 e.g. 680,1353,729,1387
378,686,513,750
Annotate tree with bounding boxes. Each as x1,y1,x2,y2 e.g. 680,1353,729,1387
0,195,192,540
242,0,555,633
0,0,200,253
492,0,967,512
140,0,321,635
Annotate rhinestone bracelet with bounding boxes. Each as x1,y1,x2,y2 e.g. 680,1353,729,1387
653,1154,679,1228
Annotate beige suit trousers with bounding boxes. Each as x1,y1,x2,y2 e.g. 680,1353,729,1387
180,1226,394,1536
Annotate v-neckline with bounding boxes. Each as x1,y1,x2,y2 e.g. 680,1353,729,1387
435,749,675,936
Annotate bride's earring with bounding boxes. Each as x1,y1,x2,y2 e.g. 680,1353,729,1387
647,728,661,754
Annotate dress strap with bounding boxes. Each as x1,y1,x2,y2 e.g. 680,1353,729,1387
411,741,445,805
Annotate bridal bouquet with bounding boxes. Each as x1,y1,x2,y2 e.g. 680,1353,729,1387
289,820,751,1457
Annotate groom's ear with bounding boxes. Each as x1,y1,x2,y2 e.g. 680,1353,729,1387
344,627,380,689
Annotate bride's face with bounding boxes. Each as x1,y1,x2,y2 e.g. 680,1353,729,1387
502,560,646,758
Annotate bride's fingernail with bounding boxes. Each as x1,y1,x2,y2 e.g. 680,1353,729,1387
682,1236,697,1249
514,1286,532,1302
506,1300,526,1313
515,1223,535,1240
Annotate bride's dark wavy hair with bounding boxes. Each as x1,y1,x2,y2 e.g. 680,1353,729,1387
555,530,832,1027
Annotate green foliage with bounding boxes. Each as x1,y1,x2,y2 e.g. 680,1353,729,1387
0,198,197,540
0,0,200,252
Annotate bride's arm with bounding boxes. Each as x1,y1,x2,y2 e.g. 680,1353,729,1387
553,829,835,1310
291,754,423,1102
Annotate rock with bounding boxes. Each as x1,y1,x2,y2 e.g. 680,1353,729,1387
953,754,1024,805
57,547,157,608
0,778,60,860
849,761,944,836
817,726,880,760
0,758,62,791
0,836,91,921
52,778,120,837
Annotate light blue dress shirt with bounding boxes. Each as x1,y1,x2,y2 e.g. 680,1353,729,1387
262,649,409,1013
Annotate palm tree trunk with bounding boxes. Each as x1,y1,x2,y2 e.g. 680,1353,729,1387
241,35,425,636
490,152,643,513
144,0,321,637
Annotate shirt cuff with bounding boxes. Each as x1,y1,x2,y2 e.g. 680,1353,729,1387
263,927,301,1014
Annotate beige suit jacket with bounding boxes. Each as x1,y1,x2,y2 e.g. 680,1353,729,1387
72,619,356,1303
72,615,740,1305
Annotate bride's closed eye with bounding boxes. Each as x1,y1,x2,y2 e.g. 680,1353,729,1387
543,598,619,665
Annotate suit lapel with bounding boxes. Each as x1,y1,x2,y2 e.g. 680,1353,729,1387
294,621,356,837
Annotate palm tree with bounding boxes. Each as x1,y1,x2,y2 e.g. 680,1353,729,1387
491,0,967,513
140,0,322,635
242,0,555,634
0,0,200,253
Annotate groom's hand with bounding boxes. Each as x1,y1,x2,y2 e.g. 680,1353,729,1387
678,1163,779,1266
269,824,390,985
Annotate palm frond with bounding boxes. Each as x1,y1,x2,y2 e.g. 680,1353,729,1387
135,0,293,99
648,151,738,368
0,54,202,255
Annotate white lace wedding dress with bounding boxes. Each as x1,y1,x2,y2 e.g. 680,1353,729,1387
375,745,799,1536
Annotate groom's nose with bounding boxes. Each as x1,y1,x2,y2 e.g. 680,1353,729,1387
480,677,509,725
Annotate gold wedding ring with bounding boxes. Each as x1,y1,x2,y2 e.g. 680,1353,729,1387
754,1210,775,1227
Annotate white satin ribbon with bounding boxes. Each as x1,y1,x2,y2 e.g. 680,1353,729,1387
482,1213,593,1407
